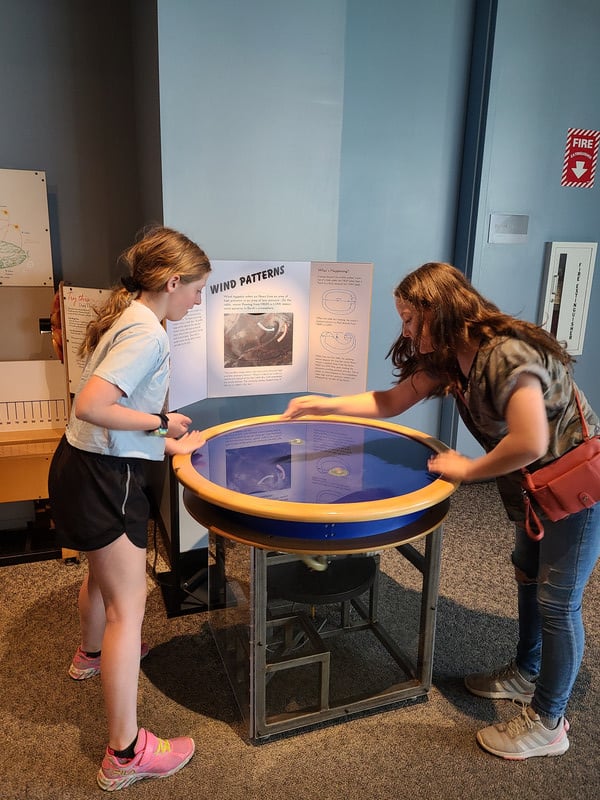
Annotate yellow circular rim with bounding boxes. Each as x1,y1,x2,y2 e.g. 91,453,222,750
172,414,459,524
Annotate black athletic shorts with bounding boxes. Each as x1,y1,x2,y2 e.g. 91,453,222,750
48,436,152,551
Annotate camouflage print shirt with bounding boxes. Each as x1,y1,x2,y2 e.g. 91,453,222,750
454,335,600,522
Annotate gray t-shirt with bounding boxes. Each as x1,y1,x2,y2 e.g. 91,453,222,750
66,301,170,460
455,336,600,521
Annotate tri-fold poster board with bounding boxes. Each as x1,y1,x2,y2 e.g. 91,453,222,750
58,260,374,410
168,259,374,408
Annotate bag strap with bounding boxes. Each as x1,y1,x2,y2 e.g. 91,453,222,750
574,388,590,440
522,489,545,541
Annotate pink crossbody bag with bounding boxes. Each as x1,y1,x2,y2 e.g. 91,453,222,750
521,390,600,540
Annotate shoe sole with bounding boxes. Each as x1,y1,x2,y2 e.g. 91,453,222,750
69,665,101,680
69,643,150,681
96,744,195,791
465,685,535,703
476,730,569,760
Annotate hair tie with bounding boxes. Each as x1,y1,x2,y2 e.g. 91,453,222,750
121,275,141,293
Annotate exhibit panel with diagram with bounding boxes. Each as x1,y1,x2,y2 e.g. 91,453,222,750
167,259,374,409
0,168,54,288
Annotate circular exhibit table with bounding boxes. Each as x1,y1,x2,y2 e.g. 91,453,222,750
173,415,459,739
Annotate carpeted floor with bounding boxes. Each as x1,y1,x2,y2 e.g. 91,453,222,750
1,482,598,799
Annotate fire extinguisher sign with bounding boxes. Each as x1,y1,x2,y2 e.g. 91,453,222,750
561,128,599,188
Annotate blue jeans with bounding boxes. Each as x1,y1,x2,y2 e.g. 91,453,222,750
512,503,600,719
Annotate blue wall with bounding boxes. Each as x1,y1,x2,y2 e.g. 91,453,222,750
472,0,600,333
337,0,474,432
157,0,475,435
456,0,600,455
158,0,346,262
157,0,600,442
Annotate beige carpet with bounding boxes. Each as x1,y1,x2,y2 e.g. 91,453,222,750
1,482,598,800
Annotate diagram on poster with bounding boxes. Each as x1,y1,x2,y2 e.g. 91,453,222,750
0,168,54,286
308,262,373,396
168,260,373,410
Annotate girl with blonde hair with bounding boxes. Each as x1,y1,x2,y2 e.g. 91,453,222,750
50,225,211,790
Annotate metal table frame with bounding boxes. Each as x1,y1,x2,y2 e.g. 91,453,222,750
205,518,444,740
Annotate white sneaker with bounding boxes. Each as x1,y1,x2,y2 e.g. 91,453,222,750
476,705,569,760
464,659,536,703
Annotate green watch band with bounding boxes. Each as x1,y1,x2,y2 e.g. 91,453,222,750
147,412,169,437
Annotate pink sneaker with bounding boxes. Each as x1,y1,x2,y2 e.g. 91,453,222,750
97,728,195,791
68,642,150,680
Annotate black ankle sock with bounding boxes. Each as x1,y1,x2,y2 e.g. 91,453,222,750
84,650,101,658
112,733,139,760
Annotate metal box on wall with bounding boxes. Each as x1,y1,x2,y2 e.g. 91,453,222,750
539,242,598,356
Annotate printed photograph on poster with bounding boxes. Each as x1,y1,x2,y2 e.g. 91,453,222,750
167,260,373,410
206,260,311,398
223,312,294,368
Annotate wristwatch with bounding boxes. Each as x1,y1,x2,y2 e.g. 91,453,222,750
147,412,169,437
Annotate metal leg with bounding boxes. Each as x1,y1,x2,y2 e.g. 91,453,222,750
250,547,266,740
243,530,445,739
417,525,443,689
252,547,331,738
